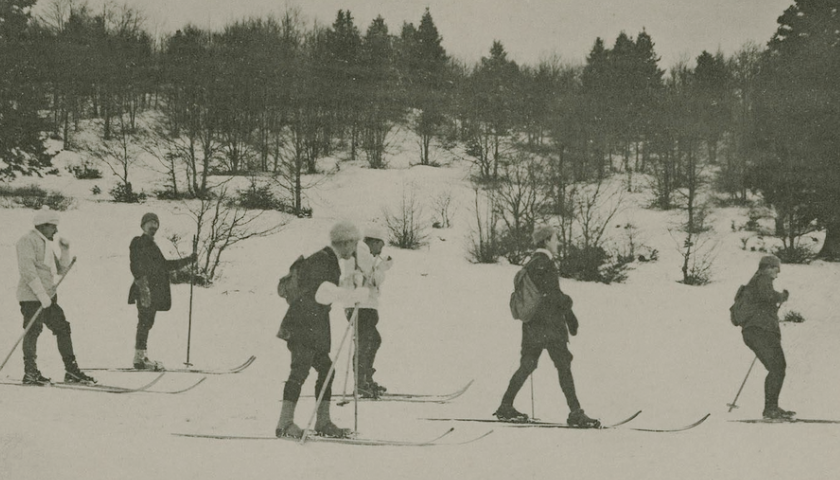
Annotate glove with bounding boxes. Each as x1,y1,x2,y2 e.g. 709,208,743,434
566,310,579,336
37,292,53,309
353,272,365,287
350,287,369,304
28,279,52,309
782,289,790,302
58,237,71,250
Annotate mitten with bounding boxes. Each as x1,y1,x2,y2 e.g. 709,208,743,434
566,309,579,336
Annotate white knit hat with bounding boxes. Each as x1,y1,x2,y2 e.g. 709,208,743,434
33,207,60,226
330,220,361,244
364,224,388,242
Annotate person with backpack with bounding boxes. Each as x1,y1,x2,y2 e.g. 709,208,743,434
341,225,394,398
494,225,600,428
275,220,369,439
737,255,792,420
128,212,197,370
16,208,96,385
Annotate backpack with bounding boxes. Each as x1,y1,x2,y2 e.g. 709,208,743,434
277,255,306,305
729,284,749,326
509,259,544,323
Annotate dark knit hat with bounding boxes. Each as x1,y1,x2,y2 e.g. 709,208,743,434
532,225,556,246
141,212,160,227
758,255,781,270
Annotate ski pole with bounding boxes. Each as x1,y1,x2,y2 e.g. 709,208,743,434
530,374,536,420
301,304,358,444
727,356,758,412
185,235,198,367
353,302,360,434
0,257,77,372
338,321,354,405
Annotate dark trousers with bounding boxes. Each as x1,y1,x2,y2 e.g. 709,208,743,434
283,342,334,403
20,298,76,371
135,306,156,350
501,342,581,413
345,308,382,383
742,327,787,409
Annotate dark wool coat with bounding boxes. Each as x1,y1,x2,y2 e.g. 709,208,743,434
128,234,192,311
521,252,576,347
740,271,786,336
278,247,340,353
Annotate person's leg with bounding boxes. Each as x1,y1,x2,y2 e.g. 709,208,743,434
312,350,350,437
20,302,47,383
743,328,788,416
276,342,315,438
134,307,162,369
41,300,95,383
546,343,580,412
496,345,542,420
356,309,383,394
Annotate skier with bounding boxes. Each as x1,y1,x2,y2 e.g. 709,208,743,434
275,220,369,439
494,225,600,428
16,207,96,384
738,255,793,420
128,212,197,370
342,225,394,398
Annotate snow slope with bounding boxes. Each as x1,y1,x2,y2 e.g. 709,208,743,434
1,137,839,480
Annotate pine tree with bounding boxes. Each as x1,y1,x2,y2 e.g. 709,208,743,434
750,0,840,258
0,0,53,179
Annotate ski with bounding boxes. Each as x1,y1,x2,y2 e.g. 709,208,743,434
82,355,256,375
0,372,166,394
628,413,711,432
423,410,643,430
331,380,474,406
144,376,207,395
731,417,840,425
172,427,492,447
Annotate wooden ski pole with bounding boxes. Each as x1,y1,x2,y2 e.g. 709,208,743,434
354,302,360,434
727,356,758,412
338,320,354,405
0,257,77,372
185,235,198,367
530,374,536,420
300,304,358,444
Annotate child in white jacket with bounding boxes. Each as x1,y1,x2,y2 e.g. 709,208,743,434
342,225,393,397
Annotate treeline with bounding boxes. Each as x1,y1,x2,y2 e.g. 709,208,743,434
2,0,839,258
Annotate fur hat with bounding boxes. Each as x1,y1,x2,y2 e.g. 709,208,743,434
532,225,556,246
141,212,160,227
330,220,361,244
759,255,781,270
364,225,388,242
33,207,60,226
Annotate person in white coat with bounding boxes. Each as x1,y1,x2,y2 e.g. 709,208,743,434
16,208,95,384
343,225,394,398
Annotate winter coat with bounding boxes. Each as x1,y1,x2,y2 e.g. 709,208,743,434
521,251,576,347
16,230,72,303
739,270,786,336
127,234,192,311
339,241,393,310
278,246,341,352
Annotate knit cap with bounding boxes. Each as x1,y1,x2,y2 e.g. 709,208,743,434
759,255,781,270
141,212,160,227
33,207,60,226
330,220,361,244
532,225,556,246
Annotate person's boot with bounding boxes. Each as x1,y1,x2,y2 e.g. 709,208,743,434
275,400,304,438
64,358,96,384
22,359,50,386
763,406,796,420
133,349,164,371
368,368,387,394
314,401,352,438
493,404,529,422
567,408,601,428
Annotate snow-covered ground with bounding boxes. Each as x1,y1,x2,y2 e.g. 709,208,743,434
1,134,839,480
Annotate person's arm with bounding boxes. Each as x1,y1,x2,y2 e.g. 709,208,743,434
754,275,786,305
56,237,72,274
17,237,51,307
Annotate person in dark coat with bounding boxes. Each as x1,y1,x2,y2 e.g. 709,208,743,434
128,212,196,370
275,220,369,439
739,255,792,420
494,226,600,427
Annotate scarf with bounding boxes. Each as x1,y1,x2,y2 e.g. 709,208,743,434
33,229,58,278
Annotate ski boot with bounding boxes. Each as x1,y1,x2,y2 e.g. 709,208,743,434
567,408,601,428
763,406,796,420
493,404,529,422
275,401,305,439
314,402,352,438
22,368,51,386
134,349,164,371
369,379,387,395
64,361,96,384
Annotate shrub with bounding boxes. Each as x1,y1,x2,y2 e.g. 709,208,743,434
110,182,146,203
782,310,805,323
772,244,815,265
384,186,428,250
499,228,532,265
558,245,631,284
66,161,102,179
235,183,283,210
0,184,74,211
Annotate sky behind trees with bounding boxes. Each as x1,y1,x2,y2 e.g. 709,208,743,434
37,0,795,67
